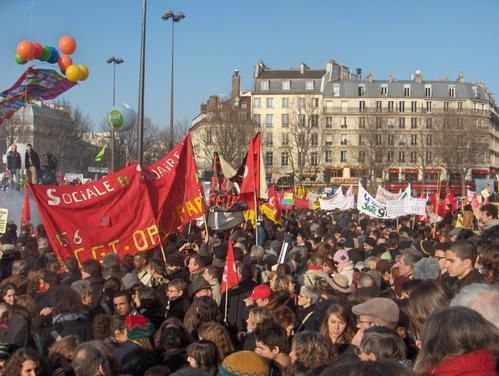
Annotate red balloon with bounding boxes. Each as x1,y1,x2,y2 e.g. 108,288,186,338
58,55,73,71
58,35,76,55
32,42,43,59
16,40,33,61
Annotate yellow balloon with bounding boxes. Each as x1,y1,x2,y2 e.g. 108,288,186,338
78,65,89,81
66,65,82,82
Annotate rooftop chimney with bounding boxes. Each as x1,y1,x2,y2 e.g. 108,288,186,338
356,68,362,79
300,62,309,74
414,70,422,83
231,69,240,98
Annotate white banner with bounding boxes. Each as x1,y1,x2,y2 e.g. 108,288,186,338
320,194,355,211
375,185,402,204
386,199,406,218
404,198,427,215
357,184,393,218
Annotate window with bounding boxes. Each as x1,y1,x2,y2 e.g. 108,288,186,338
443,102,449,111
325,150,333,162
376,117,382,128
399,101,405,112
388,134,394,146
253,114,261,126
333,84,340,97
281,114,289,127
359,101,365,112
426,151,432,163
425,85,432,97
309,114,319,127
359,134,365,146
388,101,395,112
299,114,306,127
265,152,273,167
311,133,318,146
325,100,333,112
325,134,333,146
238,112,247,121
340,117,348,128
472,86,478,97
266,98,273,108
411,101,417,112
387,118,395,128
282,80,291,90
358,84,366,96
281,152,289,166
381,84,388,96
399,117,405,129
376,101,382,112
265,114,273,127
326,117,333,128
375,134,382,145
281,133,289,146
341,101,348,113
265,132,273,146
404,84,411,97
254,98,261,108
297,133,305,146
387,151,394,162
311,152,318,166
340,134,347,145
358,151,366,163
306,81,314,90
359,117,366,129
340,151,347,162
426,134,432,146
241,103,248,109
411,117,417,129
282,97,289,108
457,102,463,112
426,101,432,112
260,80,269,91
312,98,319,108
443,118,449,129
205,129,212,145
410,151,417,163
298,97,305,108
426,118,432,129
448,85,456,98
398,151,405,163
457,118,463,128
411,134,417,145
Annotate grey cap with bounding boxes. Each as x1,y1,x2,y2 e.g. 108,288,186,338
413,257,440,280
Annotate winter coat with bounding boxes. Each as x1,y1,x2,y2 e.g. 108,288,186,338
6,151,21,171
25,150,41,169
426,349,497,376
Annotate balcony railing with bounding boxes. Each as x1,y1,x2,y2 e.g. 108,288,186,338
322,107,490,115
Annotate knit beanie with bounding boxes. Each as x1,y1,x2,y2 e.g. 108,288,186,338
219,351,269,376
125,314,154,340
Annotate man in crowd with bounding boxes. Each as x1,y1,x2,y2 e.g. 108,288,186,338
6,144,21,190
24,143,40,184
445,240,483,293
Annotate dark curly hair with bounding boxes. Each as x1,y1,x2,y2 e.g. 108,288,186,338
3,347,41,375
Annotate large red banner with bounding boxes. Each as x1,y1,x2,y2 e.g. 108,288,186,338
30,164,160,265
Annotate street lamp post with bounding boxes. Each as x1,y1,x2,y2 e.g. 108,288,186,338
106,56,124,173
162,10,185,151
137,0,147,164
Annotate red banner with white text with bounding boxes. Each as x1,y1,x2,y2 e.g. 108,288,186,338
30,164,160,264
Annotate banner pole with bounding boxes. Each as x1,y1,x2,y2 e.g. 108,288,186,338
224,288,229,323
159,241,167,265
396,217,399,234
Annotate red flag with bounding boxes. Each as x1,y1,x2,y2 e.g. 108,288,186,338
21,187,30,226
221,239,239,293
239,136,257,209
145,132,205,235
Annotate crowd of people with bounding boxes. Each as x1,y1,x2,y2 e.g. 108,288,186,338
0,201,497,376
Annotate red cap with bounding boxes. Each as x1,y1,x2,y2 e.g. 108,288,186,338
250,284,272,301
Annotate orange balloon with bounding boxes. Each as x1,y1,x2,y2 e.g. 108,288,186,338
58,35,77,55
58,55,73,71
16,40,34,61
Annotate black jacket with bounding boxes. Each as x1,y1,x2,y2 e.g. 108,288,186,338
45,312,93,349
6,151,21,170
219,278,257,336
25,150,41,169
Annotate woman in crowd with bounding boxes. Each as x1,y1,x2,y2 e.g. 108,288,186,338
0,283,17,305
289,331,336,376
3,347,41,376
413,306,499,375
319,303,355,354
186,340,220,376
197,321,235,363
47,335,80,376
242,306,273,350
357,326,410,367
407,279,450,343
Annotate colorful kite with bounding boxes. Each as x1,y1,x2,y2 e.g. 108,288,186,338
0,67,76,127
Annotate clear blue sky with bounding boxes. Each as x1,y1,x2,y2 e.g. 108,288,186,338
1,0,498,131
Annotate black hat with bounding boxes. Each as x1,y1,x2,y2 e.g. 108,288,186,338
188,278,211,298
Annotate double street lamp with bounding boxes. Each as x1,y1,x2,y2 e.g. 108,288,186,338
162,10,185,151
107,56,124,172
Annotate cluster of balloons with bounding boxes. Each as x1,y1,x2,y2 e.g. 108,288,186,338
107,104,137,131
14,36,89,83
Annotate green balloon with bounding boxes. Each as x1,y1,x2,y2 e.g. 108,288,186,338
39,46,51,61
14,53,27,65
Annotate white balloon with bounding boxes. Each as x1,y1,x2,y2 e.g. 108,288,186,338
106,103,136,132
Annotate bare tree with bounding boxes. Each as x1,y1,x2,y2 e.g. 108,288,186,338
435,112,489,196
283,95,323,184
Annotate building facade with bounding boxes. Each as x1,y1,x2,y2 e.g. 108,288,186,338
252,60,499,190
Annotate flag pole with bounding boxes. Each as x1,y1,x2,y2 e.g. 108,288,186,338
159,241,168,265
224,287,229,324
254,190,258,246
